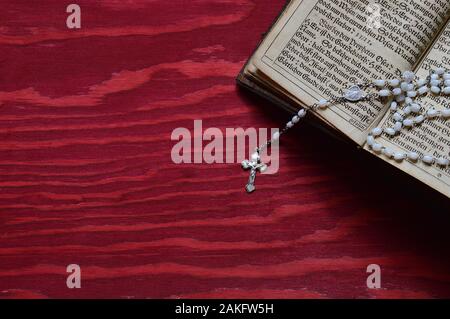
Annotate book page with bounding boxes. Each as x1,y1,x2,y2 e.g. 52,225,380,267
373,20,450,198
252,0,450,144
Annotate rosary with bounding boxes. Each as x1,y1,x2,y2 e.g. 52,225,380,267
241,68,450,193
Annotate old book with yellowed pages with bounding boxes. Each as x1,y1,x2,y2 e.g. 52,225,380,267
237,0,450,198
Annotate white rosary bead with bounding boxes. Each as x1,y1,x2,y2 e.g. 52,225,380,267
291,115,300,124
318,99,329,109
394,152,405,162
390,101,398,111
405,97,413,105
383,148,394,158
379,89,391,97
384,128,396,136
427,109,438,118
422,155,434,165
436,158,449,166
430,73,439,81
414,115,425,124
272,131,280,141
389,79,400,87
286,121,294,128
442,109,450,118
407,90,417,98
430,79,441,87
298,109,307,118
393,112,403,122
394,121,402,131
418,86,428,95
445,80,450,86
371,127,383,136
431,86,441,94
408,152,419,162
392,88,402,96
402,71,415,82
400,82,409,91
374,79,385,87
443,87,450,95
372,143,382,153
417,78,428,87
410,103,421,113
403,119,413,127
367,135,375,146
403,106,411,115
435,68,446,75
444,73,450,81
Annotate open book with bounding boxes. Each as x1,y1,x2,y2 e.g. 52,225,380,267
238,0,450,198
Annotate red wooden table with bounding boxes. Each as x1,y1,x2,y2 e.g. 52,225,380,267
0,0,449,299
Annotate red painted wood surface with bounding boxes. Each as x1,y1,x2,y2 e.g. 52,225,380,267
0,0,449,299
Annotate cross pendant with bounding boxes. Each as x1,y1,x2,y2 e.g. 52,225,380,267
241,151,267,193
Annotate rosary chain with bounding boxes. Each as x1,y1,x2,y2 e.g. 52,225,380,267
243,68,450,193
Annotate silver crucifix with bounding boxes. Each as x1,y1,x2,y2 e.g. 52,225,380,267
241,150,267,193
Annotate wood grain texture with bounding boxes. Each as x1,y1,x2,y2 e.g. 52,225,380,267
0,0,449,299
